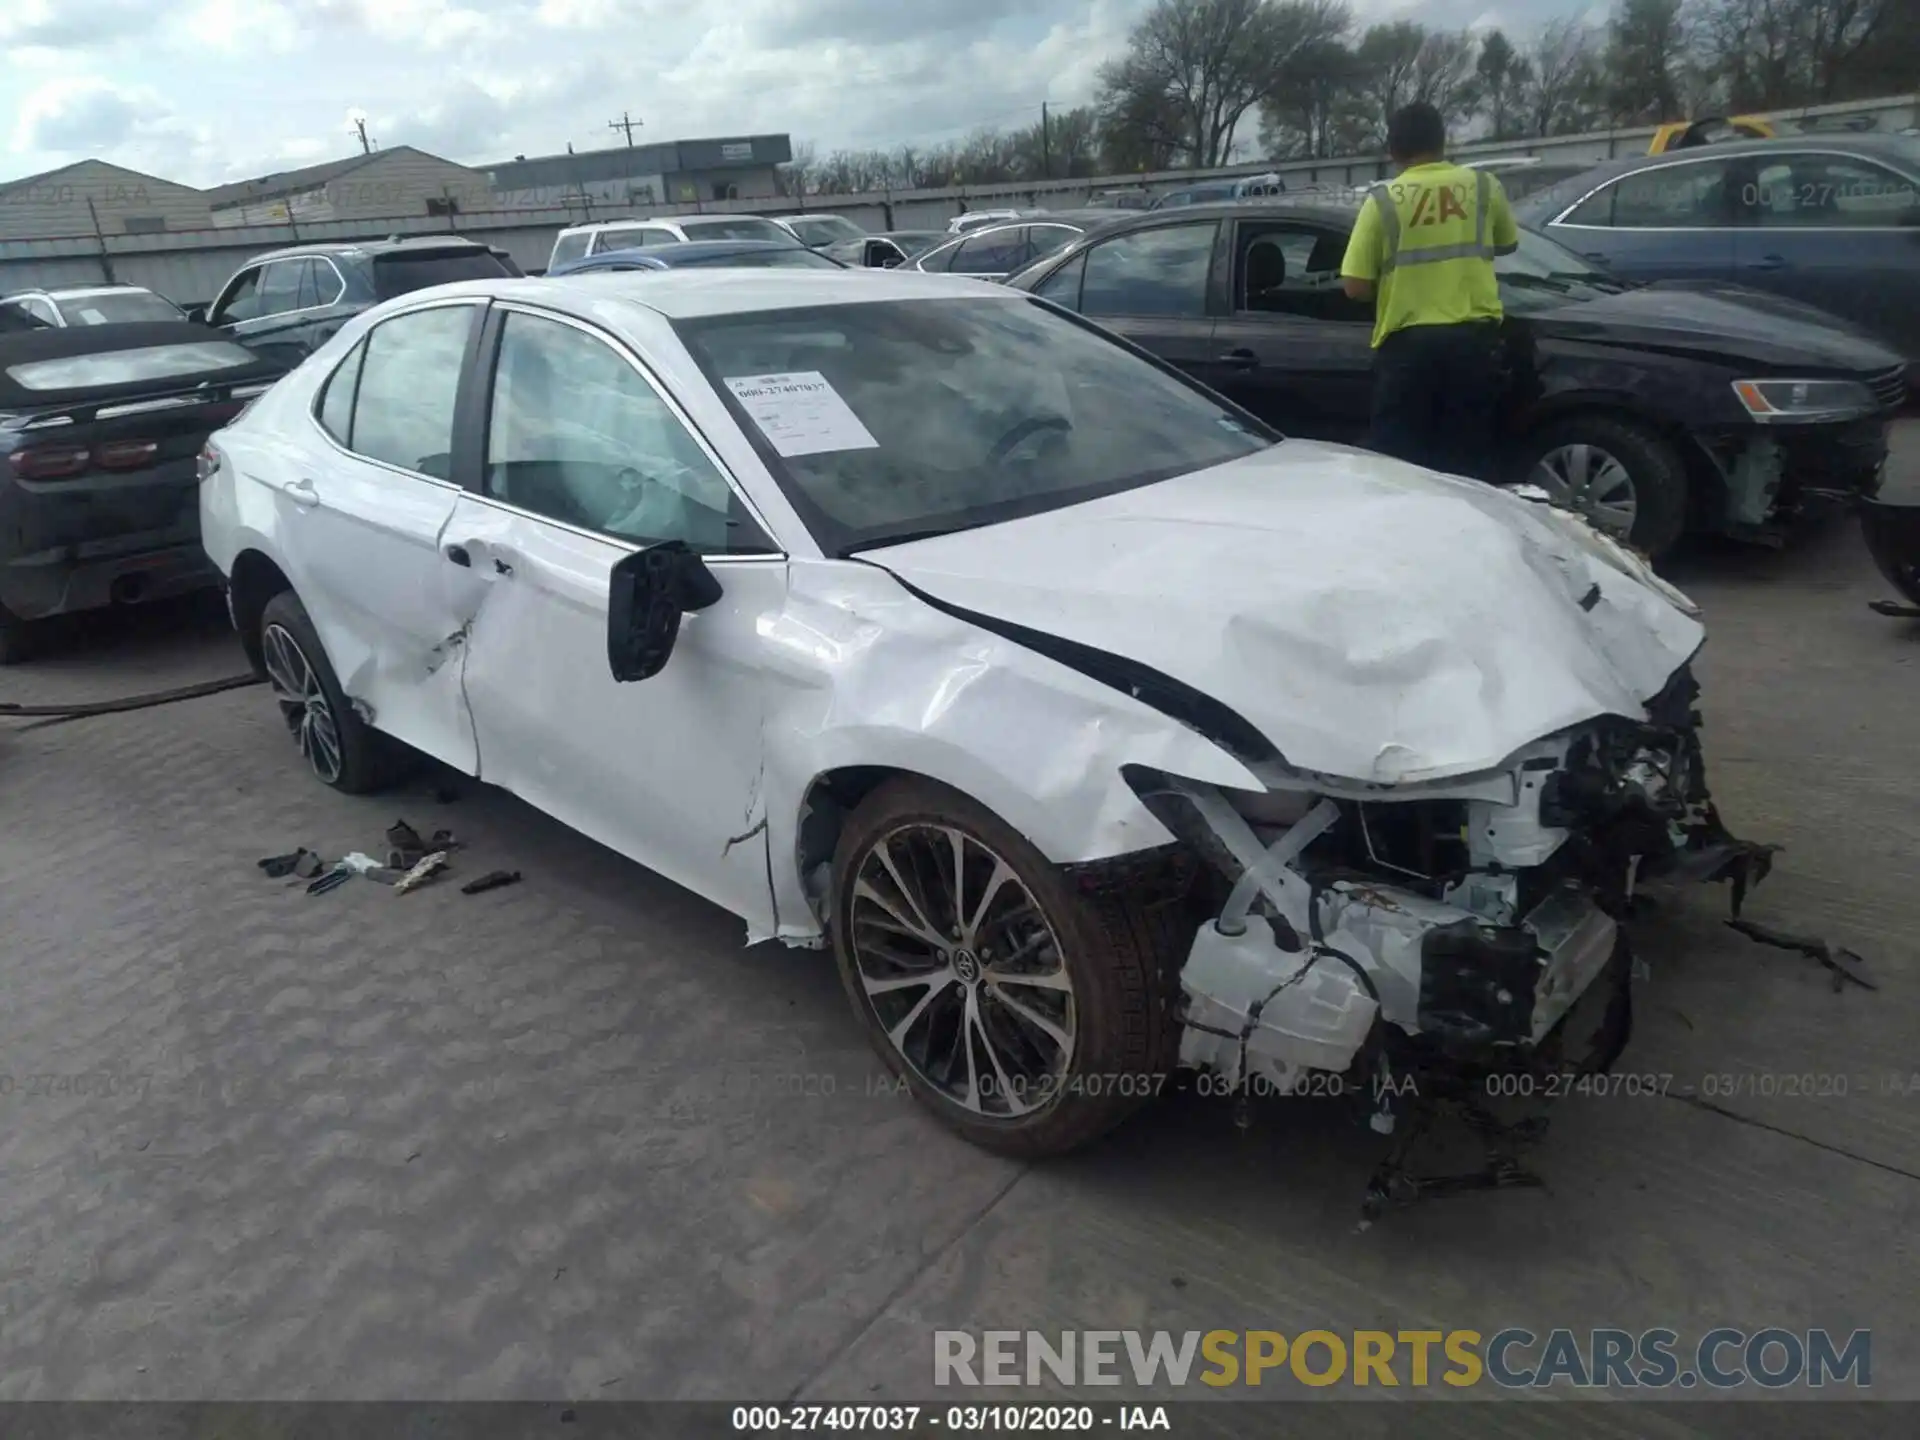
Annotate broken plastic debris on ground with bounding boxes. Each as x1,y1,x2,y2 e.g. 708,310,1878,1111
254,818,520,899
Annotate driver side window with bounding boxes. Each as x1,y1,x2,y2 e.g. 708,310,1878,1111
1233,224,1370,322
484,311,771,554
212,267,265,324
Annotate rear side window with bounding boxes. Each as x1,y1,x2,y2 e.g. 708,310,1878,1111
344,305,475,476
1034,253,1086,310
950,229,1029,274
316,339,365,445
595,226,672,251
372,251,512,300
681,218,792,243
550,232,591,268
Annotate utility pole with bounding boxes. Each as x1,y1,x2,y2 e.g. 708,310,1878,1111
352,116,374,154
1040,102,1052,180
607,111,642,147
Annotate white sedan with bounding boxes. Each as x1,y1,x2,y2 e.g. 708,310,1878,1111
199,268,1768,1161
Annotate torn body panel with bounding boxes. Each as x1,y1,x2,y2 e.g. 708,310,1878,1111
758,558,1266,944
1153,662,1767,1105
867,443,1706,786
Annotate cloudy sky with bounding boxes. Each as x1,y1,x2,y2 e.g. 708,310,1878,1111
4,0,1581,189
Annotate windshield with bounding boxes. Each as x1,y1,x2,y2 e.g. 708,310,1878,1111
681,217,794,244
56,291,185,324
789,216,866,246
374,250,514,298
675,297,1274,555
682,248,845,270
7,339,260,390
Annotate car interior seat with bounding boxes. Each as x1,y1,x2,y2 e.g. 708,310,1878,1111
1244,239,1287,311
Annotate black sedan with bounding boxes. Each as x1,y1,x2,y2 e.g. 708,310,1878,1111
1006,200,1907,557
0,321,286,661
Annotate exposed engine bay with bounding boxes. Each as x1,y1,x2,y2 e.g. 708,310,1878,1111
1129,663,1781,1217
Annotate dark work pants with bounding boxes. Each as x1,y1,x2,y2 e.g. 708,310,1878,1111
1369,321,1502,482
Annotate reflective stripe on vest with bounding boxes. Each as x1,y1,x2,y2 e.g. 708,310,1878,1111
1368,170,1494,272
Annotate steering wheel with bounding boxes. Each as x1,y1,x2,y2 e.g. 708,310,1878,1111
986,415,1071,466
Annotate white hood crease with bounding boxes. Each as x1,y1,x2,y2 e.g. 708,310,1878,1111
867,441,1705,786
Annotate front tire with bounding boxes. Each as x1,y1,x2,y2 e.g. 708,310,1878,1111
258,590,392,794
1519,414,1690,560
832,777,1187,1159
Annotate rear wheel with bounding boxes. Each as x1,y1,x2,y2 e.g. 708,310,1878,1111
0,604,39,666
832,777,1187,1159
1519,414,1690,559
258,591,394,793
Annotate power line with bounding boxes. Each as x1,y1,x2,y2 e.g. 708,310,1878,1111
607,110,642,146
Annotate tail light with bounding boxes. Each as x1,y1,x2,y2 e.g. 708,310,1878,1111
197,443,222,483
95,439,159,471
9,444,91,480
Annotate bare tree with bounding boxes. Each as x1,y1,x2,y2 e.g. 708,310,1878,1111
1520,18,1606,136
1097,0,1306,167
1413,29,1482,127
1475,30,1534,139
1605,0,1690,123
1352,22,1427,145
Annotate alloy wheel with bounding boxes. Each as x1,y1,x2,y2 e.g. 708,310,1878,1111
848,823,1076,1118
261,622,344,783
1532,443,1639,538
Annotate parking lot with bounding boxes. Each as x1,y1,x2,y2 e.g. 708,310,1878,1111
0,425,1916,1422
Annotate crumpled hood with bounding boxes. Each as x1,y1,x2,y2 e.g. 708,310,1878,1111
865,442,1705,785
1519,281,1905,372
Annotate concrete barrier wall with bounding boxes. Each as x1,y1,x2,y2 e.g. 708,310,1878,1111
5,91,1912,302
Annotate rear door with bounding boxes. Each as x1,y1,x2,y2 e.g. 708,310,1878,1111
1732,149,1920,358
1035,219,1224,376
1543,155,1740,283
287,298,490,772
1204,218,1374,439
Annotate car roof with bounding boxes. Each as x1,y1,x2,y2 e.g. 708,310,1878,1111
5,284,159,299
244,235,497,264
403,269,1013,320
553,239,830,273
1514,132,1920,207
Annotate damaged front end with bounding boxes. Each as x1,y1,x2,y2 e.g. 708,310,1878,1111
1131,663,1774,1216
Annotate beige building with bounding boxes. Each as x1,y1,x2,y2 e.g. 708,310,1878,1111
204,145,499,227
0,160,215,242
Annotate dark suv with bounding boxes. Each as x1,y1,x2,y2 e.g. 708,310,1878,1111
194,237,522,366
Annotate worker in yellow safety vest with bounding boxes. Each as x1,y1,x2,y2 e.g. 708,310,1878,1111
1340,102,1520,482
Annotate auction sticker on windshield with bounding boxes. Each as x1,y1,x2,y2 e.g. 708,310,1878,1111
725,371,879,457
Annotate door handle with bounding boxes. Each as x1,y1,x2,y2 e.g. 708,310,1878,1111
1217,347,1261,369
1748,253,1788,271
444,543,472,567
282,477,319,506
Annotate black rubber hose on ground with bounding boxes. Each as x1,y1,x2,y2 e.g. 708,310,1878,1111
0,672,262,720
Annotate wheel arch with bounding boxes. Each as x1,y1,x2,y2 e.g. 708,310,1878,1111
228,547,296,676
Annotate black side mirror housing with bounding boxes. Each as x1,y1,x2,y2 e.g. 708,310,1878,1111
183,302,210,324
607,541,724,683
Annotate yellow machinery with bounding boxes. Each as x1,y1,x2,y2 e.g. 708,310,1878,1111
1648,116,1777,153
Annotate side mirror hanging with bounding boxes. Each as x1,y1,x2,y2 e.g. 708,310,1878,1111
607,540,724,683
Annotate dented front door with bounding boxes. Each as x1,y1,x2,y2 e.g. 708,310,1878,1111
442,495,782,935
